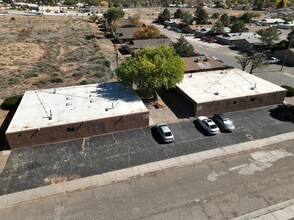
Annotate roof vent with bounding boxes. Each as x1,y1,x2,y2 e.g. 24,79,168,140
214,92,219,95
194,57,200,62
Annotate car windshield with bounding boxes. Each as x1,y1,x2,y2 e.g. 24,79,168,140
210,124,217,129
164,132,172,137
223,119,232,125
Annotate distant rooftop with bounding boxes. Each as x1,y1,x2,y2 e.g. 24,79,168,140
7,82,148,133
182,56,227,73
176,69,286,103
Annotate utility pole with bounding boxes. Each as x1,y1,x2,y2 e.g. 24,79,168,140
281,31,293,71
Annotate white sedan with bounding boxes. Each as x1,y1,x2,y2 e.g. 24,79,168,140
155,123,174,143
268,57,280,64
197,116,220,135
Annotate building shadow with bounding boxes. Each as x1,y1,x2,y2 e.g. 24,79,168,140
157,89,194,119
0,109,15,151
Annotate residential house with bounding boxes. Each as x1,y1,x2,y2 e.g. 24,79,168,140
124,38,172,54
113,27,141,43
172,69,286,117
5,82,149,149
195,27,231,38
256,18,285,27
216,32,261,49
182,56,227,73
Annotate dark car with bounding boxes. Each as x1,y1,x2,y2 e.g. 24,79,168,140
213,114,235,132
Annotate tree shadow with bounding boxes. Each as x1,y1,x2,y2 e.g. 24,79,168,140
89,82,140,103
269,104,294,123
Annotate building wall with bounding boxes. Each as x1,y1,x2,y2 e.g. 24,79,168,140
175,88,286,117
194,91,286,117
6,111,149,149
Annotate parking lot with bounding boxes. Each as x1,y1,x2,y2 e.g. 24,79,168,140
0,104,293,196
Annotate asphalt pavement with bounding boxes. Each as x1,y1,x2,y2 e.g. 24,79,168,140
0,105,293,196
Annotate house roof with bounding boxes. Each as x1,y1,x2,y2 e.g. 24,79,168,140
176,69,286,103
6,82,148,133
260,18,285,23
125,38,172,50
217,32,260,41
115,27,140,40
195,27,231,34
182,56,227,73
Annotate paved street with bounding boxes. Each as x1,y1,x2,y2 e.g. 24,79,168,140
0,139,293,220
155,24,294,87
0,105,293,196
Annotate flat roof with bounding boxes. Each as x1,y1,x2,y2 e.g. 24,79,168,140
177,69,286,103
7,82,148,133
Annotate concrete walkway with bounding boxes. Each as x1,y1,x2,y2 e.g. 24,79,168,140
0,131,293,214
231,198,294,220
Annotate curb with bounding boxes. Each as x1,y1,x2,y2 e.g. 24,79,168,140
231,198,294,220
0,132,293,210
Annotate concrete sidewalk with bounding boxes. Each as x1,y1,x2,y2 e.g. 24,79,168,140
0,131,293,211
231,198,294,220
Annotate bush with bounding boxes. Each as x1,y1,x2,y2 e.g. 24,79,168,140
89,15,99,23
1,95,23,110
281,85,294,97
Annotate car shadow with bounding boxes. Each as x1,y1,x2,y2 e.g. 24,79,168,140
193,120,213,137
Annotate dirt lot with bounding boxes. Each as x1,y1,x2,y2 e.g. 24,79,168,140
0,15,115,99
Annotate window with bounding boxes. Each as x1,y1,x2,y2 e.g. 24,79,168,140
233,100,238,105
66,127,75,132
143,114,149,119
94,122,104,129
250,97,256,102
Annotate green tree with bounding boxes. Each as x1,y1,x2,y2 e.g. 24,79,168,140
134,25,161,39
174,8,184,19
210,20,225,35
181,11,194,25
220,14,230,26
240,12,252,23
104,8,124,25
173,35,196,57
257,27,280,46
211,12,220,20
195,8,209,24
116,46,184,96
231,20,246,33
158,8,171,23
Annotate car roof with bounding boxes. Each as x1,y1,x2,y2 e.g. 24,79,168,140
157,123,171,133
215,114,228,120
198,116,208,120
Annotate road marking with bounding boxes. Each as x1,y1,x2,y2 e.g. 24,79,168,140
207,149,293,181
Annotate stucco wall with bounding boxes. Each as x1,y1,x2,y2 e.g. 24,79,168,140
6,111,149,149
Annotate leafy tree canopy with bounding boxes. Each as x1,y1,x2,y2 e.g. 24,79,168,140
211,12,220,19
195,7,209,24
220,14,230,26
240,12,252,23
173,35,196,57
174,9,184,19
231,20,246,33
181,11,194,25
257,27,280,46
158,8,171,23
210,20,225,35
134,25,161,39
129,14,143,27
116,46,184,96
104,8,124,25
